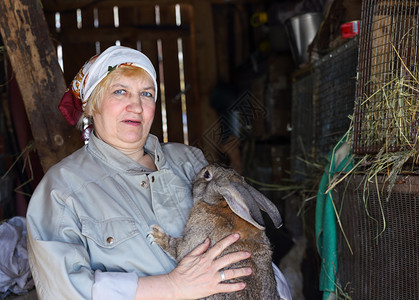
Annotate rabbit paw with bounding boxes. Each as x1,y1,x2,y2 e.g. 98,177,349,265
151,225,168,244
150,225,177,259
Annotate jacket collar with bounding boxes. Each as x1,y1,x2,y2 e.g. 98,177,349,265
86,132,166,174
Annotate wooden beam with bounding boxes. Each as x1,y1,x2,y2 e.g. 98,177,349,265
0,0,82,172
190,0,220,162
53,26,190,43
41,0,265,12
42,0,193,12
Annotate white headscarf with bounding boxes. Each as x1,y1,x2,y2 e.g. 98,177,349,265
59,45,158,126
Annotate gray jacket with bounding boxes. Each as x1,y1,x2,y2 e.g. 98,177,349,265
26,133,208,299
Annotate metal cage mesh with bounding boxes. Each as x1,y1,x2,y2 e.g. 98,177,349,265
313,37,358,159
334,174,419,300
353,0,419,154
291,71,314,182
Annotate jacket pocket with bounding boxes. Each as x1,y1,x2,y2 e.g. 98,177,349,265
81,217,139,249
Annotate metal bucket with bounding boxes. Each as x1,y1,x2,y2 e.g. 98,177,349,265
285,12,323,67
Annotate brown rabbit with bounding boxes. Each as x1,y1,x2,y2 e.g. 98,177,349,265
151,164,283,299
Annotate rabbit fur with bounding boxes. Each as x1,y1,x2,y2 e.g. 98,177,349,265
151,164,283,299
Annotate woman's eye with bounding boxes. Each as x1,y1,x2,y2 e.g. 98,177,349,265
113,89,126,95
141,91,153,98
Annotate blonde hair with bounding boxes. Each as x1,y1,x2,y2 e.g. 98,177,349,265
77,65,154,130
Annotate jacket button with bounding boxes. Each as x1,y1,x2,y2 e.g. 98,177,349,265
106,237,114,244
141,181,147,187
151,176,155,183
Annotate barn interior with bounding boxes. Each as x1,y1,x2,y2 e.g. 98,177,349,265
0,0,418,299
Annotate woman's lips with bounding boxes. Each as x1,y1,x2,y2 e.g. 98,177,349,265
123,119,141,125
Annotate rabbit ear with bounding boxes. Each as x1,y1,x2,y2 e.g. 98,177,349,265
221,182,266,230
245,183,283,229
220,181,283,230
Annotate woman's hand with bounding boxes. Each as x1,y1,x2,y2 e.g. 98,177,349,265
167,233,252,300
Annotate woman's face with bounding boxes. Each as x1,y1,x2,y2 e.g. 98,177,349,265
93,72,156,152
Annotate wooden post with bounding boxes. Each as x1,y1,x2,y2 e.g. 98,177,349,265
190,0,220,162
0,0,82,172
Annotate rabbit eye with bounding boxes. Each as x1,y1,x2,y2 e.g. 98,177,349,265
203,170,212,181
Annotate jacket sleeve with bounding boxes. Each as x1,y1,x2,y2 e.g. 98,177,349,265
92,270,138,300
272,263,292,300
26,182,95,300
27,179,140,300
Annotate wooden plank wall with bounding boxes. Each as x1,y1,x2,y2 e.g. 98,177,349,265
43,1,201,145
0,0,83,172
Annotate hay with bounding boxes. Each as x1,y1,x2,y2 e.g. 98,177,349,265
326,44,419,241
359,75,419,151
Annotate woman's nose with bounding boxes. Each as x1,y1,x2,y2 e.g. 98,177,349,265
127,97,143,112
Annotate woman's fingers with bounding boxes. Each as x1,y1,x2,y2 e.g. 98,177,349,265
167,233,252,299
216,281,247,294
188,237,211,256
217,266,252,283
208,233,240,258
207,234,251,272
213,250,251,272
212,267,252,295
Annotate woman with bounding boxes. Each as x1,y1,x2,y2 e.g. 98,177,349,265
26,45,252,300
27,45,290,300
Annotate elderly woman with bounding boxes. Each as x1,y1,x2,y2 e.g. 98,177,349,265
26,45,252,300
26,45,290,300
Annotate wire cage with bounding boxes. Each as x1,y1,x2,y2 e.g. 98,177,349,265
353,0,419,154
291,70,314,182
334,174,419,300
290,70,314,182
313,37,359,160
